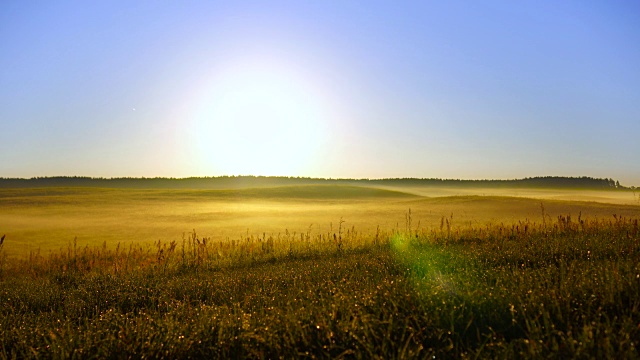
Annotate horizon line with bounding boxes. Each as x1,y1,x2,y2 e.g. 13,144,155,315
0,174,629,184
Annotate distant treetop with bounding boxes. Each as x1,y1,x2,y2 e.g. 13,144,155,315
0,175,628,190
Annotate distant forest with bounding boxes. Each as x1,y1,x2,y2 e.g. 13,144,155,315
0,176,631,190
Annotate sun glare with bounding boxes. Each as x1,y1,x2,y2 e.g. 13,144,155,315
190,62,330,176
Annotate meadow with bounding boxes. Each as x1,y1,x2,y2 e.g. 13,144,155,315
1,183,639,358
2,184,638,259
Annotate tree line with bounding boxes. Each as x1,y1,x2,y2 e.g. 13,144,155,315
0,175,629,190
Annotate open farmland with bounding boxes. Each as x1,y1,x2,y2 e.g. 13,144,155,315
1,183,639,358
1,184,639,258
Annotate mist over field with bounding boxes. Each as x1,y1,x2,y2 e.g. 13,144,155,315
2,0,640,358
1,175,640,357
0,176,637,255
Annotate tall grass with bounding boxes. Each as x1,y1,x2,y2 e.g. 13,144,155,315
0,215,638,358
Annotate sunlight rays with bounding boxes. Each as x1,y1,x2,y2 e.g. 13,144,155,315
189,60,331,176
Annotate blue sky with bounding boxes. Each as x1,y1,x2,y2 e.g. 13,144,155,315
1,1,639,184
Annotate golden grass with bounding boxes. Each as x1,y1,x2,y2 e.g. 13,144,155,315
1,185,639,358
1,185,639,259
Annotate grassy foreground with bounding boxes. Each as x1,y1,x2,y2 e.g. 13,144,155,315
1,214,639,358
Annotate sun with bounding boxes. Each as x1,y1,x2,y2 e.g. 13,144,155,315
190,62,330,176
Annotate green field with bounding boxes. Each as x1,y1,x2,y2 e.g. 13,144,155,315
1,184,639,358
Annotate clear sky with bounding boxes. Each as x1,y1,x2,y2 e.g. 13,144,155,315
1,1,639,185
